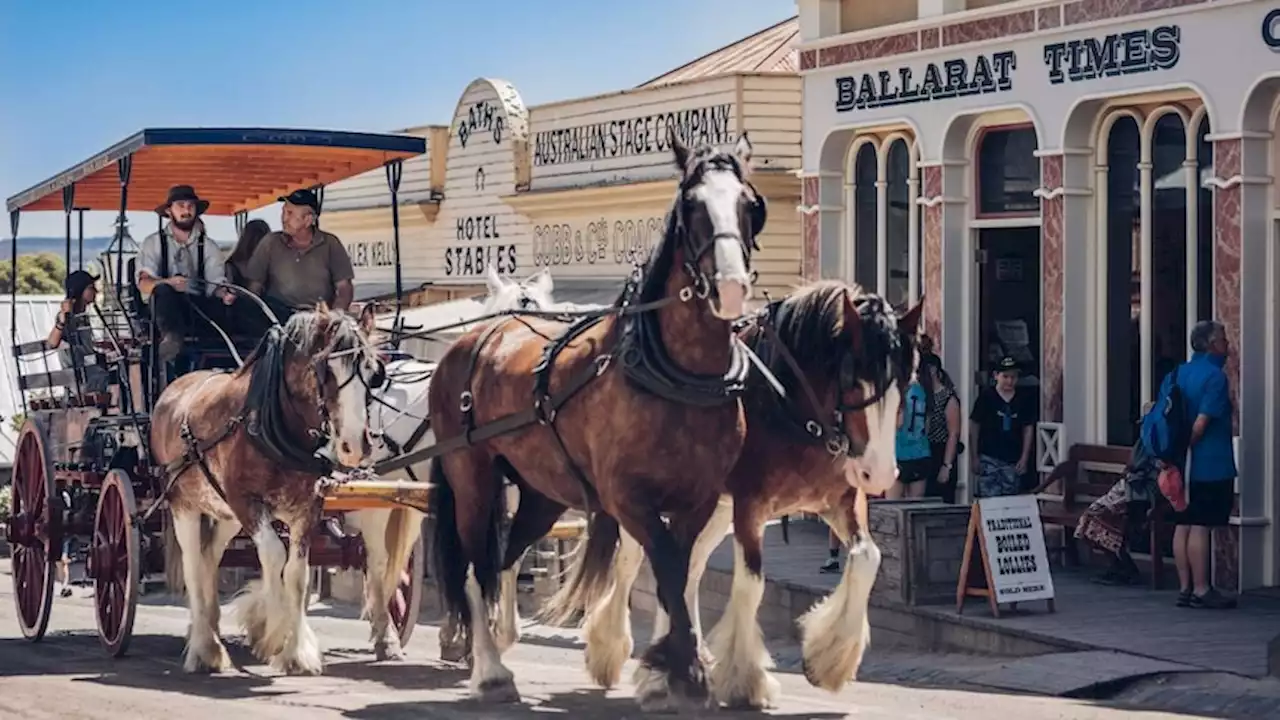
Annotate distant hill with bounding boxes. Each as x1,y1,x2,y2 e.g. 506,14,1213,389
0,236,233,268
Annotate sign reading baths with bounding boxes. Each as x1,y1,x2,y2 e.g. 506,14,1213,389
533,104,733,166
835,51,1016,112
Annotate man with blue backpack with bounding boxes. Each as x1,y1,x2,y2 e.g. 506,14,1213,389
1141,320,1237,610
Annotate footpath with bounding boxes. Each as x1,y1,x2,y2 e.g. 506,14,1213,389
627,518,1280,718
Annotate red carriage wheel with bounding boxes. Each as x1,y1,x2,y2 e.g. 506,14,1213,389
8,419,57,641
89,469,140,657
387,535,425,646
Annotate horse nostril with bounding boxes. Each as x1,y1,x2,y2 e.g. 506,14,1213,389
341,441,353,455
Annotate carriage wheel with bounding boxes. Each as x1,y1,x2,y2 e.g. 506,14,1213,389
387,535,425,647
90,469,140,657
8,420,56,641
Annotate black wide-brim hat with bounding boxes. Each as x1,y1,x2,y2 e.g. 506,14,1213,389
156,184,210,216
64,269,98,299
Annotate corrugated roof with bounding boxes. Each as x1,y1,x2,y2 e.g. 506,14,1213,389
638,16,799,88
0,295,66,468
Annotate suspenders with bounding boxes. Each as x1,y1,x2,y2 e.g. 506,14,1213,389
158,227,206,283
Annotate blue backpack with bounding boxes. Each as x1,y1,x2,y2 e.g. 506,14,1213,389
1140,365,1191,464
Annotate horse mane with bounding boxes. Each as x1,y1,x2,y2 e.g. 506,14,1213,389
614,144,748,307
765,279,909,390
237,308,367,473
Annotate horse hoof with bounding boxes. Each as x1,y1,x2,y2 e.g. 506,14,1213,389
473,675,520,704
635,664,712,713
440,643,469,664
374,642,405,662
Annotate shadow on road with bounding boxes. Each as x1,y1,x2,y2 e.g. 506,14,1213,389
345,690,848,720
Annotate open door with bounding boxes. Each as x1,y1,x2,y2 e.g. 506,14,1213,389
975,227,1041,414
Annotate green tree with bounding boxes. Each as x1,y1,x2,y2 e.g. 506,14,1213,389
0,252,67,295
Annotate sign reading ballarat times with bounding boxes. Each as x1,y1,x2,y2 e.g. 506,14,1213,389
430,78,531,281
977,495,1055,604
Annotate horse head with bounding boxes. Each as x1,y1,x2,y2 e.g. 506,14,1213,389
268,303,386,470
762,281,922,495
836,291,923,495
484,266,555,313
665,128,764,319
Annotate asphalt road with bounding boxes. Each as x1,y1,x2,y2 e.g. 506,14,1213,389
0,565,1196,719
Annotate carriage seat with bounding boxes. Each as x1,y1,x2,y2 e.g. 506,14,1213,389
12,337,116,410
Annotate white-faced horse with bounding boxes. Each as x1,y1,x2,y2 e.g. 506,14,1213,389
341,267,561,660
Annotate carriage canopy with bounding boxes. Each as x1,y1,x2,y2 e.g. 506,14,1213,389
5,127,427,216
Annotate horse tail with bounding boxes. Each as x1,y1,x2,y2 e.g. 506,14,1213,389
537,511,620,627
380,505,425,606
163,515,184,596
430,459,470,625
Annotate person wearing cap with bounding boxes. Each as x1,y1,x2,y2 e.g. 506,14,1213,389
47,269,110,394
244,189,356,322
968,356,1038,498
135,185,237,361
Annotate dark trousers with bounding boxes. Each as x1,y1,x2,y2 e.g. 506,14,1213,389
926,441,959,504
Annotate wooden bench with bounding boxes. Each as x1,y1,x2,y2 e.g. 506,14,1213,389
1036,443,1168,589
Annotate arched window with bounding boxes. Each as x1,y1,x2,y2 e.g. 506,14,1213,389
853,144,878,293
1104,116,1141,446
1100,107,1215,447
846,136,920,307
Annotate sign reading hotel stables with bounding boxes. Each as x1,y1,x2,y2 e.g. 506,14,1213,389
835,51,1016,112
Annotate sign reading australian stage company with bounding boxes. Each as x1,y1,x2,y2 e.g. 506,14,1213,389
1043,25,1181,85
835,51,1016,112
533,104,733,166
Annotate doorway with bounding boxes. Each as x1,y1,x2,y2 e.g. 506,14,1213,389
975,227,1041,411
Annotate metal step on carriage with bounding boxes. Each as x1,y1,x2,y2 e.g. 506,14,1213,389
0,127,565,657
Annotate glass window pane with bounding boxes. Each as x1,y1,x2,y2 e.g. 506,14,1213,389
978,127,1040,214
1196,115,1214,322
886,139,911,308
1150,113,1188,396
854,143,878,293
1105,117,1141,447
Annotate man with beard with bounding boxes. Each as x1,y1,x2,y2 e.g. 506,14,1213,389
135,185,237,361
244,188,355,323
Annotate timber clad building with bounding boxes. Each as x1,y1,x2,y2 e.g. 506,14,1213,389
797,0,1280,592
323,18,804,308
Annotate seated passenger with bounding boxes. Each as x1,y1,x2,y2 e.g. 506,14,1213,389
225,218,271,287
48,270,110,394
245,189,355,323
134,185,238,361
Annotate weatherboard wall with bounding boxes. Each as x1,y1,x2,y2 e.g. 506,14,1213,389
321,72,804,295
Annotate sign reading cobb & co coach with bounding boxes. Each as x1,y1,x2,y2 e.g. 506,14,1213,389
531,215,665,270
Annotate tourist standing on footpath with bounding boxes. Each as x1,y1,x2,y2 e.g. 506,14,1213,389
1165,320,1238,610
969,356,1037,498
920,352,961,504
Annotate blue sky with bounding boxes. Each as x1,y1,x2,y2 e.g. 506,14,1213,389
1,0,795,242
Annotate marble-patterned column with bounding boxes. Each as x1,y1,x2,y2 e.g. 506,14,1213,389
920,165,943,351
1040,154,1065,423
1211,137,1242,594
801,176,820,281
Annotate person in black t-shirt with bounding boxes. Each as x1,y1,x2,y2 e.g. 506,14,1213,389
969,356,1038,498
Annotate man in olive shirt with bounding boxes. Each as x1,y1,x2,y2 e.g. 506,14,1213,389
245,189,356,324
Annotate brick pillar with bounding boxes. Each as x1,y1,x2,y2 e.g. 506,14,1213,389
1040,154,1065,422
1211,137,1242,594
920,165,943,351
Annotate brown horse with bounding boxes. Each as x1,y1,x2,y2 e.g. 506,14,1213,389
544,282,921,709
428,129,763,709
154,303,383,675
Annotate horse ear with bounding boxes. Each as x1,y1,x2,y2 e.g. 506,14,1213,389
899,298,924,337
734,132,753,167
842,291,864,354
669,126,690,171
485,264,505,295
528,267,554,296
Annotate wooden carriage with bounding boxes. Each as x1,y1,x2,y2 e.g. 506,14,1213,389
3,128,435,655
